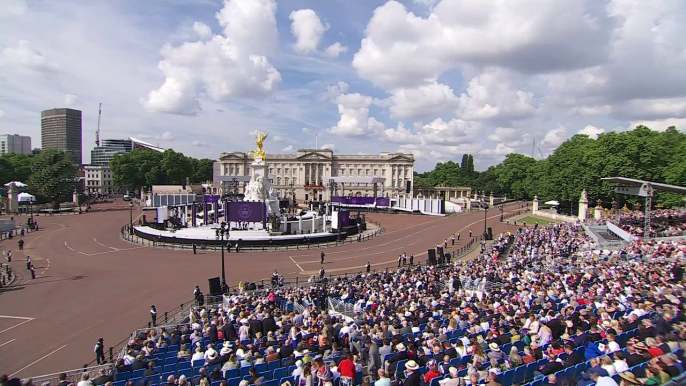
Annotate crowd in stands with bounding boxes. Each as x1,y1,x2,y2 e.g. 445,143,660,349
5,221,686,386
613,209,686,239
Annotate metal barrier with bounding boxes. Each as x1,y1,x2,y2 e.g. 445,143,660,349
30,364,112,386
121,221,385,252
327,297,356,319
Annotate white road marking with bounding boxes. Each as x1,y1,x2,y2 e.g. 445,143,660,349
64,241,143,256
94,238,119,251
9,344,67,376
0,339,16,347
64,241,75,251
288,256,304,272
0,316,34,334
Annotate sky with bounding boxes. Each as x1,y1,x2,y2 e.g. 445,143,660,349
1,0,685,172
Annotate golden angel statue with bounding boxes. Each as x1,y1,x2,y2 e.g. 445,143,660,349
254,131,268,160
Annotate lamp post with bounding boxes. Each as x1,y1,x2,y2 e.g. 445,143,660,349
129,202,134,235
220,221,228,291
482,200,489,239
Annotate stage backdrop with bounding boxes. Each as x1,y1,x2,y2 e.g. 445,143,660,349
331,196,391,207
226,201,265,223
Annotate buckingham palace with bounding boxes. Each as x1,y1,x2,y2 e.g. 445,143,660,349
213,149,415,203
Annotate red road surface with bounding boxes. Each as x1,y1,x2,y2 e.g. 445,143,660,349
0,201,529,377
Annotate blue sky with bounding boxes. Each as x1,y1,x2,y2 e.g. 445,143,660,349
1,0,685,171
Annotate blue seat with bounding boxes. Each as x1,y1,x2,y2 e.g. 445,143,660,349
132,369,145,379
429,378,441,386
113,381,128,386
280,377,295,386
255,363,268,374
165,357,178,368
260,371,273,381
267,360,281,370
227,377,242,386
224,369,240,379
240,366,252,376
264,380,279,386
273,368,288,380
524,363,537,382
192,359,205,368
513,366,526,384
396,359,409,379
212,382,223,386
502,369,515,386
115,372,131,382
178,361,191,370
162,371,176,381
355,371,362,386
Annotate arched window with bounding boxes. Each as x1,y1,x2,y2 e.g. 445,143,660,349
277,177,282,185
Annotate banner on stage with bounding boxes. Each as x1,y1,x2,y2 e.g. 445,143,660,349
226,201,265,223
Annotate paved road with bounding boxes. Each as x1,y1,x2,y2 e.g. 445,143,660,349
0,201,529,377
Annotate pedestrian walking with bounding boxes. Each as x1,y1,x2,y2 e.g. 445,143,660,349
366,262,371,273
410,255,414,266
398,255,402,268
402,253,407,266
192,243,197,255
29,264,36,279
444,239,448,248
94,337,105,365
457,232,460,241
319,267,325,280
26,256,31,270
18,239,23,250
451,234,455,245
320,251,325,264
150,305,157,326
469,229,473,238
6,250,11,262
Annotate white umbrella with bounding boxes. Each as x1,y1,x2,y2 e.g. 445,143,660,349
4,181,28,188
17,192,36,202
544,200,560,206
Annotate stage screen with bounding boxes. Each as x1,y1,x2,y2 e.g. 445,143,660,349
226,202,265,223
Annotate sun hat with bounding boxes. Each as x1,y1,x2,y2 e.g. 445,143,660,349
619,372,641,385
405,360,419,371
489,343,500,351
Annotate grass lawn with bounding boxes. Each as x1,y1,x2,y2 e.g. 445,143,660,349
516,216,557,226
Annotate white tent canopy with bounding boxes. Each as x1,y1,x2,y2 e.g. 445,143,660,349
17,192,36,202
544,200,560,206
4,181,28,188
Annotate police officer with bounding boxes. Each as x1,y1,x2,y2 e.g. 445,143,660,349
94,337,105,365
150,305,157,326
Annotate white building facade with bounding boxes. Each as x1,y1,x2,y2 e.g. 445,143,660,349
214,149,415,202
0,134,32,155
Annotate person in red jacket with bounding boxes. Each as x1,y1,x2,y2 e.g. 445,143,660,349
338,353,356,386
424,359,441,385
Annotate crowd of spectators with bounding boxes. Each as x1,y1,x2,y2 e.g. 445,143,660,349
612,209,686,239
6,221,686,386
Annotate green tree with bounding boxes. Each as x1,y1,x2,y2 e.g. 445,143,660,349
29,150,77,209
192,158,215,183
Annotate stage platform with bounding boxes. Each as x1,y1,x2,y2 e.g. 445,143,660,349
131,224,355,247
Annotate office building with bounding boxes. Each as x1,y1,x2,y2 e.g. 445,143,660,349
41,108,82,164
0,134,32,155
85,137,163,194
215,149,415,202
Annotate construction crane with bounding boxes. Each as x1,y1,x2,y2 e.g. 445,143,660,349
536,144,546,158
95,103,102,147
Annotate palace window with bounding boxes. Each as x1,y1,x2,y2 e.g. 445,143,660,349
277,177,281,185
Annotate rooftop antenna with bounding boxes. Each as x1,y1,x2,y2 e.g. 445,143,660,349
95,103,102,147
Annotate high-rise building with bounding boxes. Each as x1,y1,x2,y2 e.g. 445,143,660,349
0,134,32,155
85,137,163,194
41,108,82,164
90,137,163,166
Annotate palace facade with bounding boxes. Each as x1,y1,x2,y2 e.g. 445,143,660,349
213,149,415,202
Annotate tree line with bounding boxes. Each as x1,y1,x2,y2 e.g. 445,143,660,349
110,149,214,192
415,126,686,208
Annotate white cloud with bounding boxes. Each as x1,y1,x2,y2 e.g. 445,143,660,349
0,109,4,118
281,145,294,152
540,126,568,149
456,68,536,121
192,22,213,40
487,127,531,148
0,40,59,74
289,9,328,55
161,131,175,141
272,135,284,143
353,0,612,90
479,143,515,156
325,81,349,100
141,0,281,115
387,82,458,120
63,94,78,106
321,143,335,150
628,118,686,133
0,0,27,19
289,9,347,58
577,125,605,139
323,42,347,58
329,92,384,137
191,140,205,147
